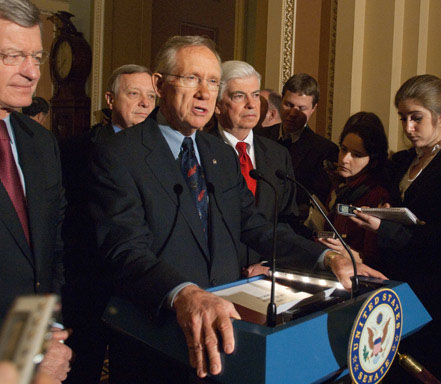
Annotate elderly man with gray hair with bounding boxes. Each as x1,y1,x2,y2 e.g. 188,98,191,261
89,36,386,383
0,0,71,382
104,64,156,133
213,60,299,271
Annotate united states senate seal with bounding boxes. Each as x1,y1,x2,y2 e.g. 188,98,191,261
348,288,402,384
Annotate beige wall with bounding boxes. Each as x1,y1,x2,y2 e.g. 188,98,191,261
102,0,153,104
333,0,441,152
151,0,236,68
244,0,268,84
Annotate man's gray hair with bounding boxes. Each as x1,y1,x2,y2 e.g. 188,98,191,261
218,60,261,101
262,89,282,113
154,35,221,76
0,0,40,28
107,64,152,94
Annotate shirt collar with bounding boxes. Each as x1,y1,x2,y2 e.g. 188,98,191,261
218,124,254,152
415,143,441,158
3,114,15,144
112,124,122,133
279,122,306,141
157,110,199,162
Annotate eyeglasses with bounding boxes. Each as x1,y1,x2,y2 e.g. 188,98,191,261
0,51,49,66
163,73,221,91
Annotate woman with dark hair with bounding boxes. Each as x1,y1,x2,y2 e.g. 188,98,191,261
353,74,441,380
318,112,390,269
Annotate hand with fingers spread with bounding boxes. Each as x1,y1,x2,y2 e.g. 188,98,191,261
324,251,388,290
173,285,241,378
37,329,72,383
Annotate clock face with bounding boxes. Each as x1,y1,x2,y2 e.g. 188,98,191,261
55,40,73,79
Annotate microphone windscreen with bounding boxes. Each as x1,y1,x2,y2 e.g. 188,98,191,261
275,170,286,180
173,184,183,195
206,182,215,194
249,169,262,180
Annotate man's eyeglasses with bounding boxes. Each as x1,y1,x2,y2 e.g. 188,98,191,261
163,74,221,91
0,51,49,66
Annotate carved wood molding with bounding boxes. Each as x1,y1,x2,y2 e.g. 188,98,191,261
91,0,105,124
282,0,296,84
326,0,338,139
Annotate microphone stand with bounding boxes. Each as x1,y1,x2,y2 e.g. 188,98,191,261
275,170,359,297
249,169,278,326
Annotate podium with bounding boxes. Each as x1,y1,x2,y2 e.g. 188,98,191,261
103,271,431,383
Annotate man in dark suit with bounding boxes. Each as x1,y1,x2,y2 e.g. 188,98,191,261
89,36,386,383
213,60,298,270
256,74,339,219
0,0,71,382
62,64,157,383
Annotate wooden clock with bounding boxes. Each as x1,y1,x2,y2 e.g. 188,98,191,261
49,11,92,141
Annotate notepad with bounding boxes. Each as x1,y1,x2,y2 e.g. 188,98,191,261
358,207,421,225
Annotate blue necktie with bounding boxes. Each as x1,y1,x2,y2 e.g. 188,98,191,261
180,137,208,237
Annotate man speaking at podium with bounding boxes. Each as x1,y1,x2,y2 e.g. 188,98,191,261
89,35,386,383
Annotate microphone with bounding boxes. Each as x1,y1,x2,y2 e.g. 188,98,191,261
206,182,215,194
157,184,183,257
249,169,278,327
173,183,183,196
275,170,359,296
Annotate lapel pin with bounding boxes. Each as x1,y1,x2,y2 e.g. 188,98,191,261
212,159,217,164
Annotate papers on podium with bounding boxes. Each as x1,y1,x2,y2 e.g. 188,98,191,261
213,279,331,315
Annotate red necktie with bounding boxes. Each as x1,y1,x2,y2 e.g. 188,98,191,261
0,120,30,244
236,141,256,195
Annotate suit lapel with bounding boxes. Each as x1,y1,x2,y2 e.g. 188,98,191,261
253,136,270,207
142,123,210,259
196,132,237,256
3,114,35,266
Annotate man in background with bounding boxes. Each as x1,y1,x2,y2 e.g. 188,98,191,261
86,64,156,141
214,60,298,270
259,88,282,128
258,74,339,220
62,64,155,383
0,0,71,382
21,96,50,125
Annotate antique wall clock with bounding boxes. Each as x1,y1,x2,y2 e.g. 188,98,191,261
49,11,92,141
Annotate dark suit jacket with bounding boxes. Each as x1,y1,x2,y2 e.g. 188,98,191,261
253,122,280,142
0,112,65,322
255,124,339,209
378,149,441,320
60,122,116,383
285,126,339,208
89,117,326,315
61,122,116,298
209,129,299,266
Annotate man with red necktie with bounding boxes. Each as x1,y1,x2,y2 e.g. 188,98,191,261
214,60,299,269
0,1,71,382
